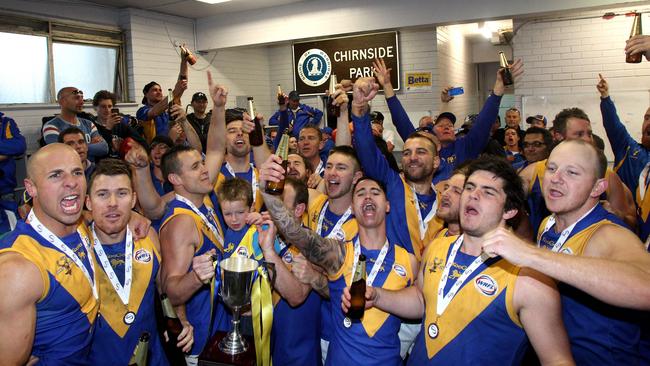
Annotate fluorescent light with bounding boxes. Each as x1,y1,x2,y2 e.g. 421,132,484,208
196,0,231,4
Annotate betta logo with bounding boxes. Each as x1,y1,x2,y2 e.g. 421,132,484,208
283,252,294,264
236,246,249,258
134,248,152,264
474,274,498,296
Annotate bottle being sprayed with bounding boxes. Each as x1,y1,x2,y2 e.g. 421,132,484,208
626,12,643,64
498,52,514,86
265,133,289,195
277,84,285,105
179,45,197,65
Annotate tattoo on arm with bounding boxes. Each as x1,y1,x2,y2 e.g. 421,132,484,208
262,192,345,274
312,273,330,299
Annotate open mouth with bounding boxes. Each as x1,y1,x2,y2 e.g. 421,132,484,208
61,194,81,214
464,205,479,216
548,188,563,198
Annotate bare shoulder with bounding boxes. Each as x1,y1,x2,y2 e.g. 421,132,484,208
513,267,558,311
160,215,199,250
586,223,648,261
0,252,43,306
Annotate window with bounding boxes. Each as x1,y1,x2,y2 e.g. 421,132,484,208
0,14,127,104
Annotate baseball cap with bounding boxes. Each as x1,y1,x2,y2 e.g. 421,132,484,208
150,135,174,149
370,111,385,124
192,92,208,102
142,81,160,104
526,114,547,126
435,112,457,125
288,91,300,101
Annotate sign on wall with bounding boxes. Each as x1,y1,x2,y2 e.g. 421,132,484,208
405,72,432,92
292,31,400,96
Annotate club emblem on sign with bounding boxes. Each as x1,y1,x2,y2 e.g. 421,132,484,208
297,49,332,87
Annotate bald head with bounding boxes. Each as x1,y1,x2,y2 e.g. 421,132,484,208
553,139,607,179
27,144,81,179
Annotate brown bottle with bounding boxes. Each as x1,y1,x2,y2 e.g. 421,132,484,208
277,84,285,105
498,52,514,86
266,133,289,195
347,254,366,320
128,332,150,366
247,97,265,146
180,45,197,65
160,294,183,341
626,12,643,63
327,74,341,118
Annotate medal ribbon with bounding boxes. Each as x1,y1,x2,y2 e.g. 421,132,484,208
436,235,487,318
28,210,98,299
225,162,258,207
175,194,224,249
538,204,598,253
412,183,438,240
315,160,324,176
316,202,352,239
638,162,650,201
92,224,133,307
351,237,389,286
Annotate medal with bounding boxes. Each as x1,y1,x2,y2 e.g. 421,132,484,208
343,317,352,328
316,202,352,240
123,311,136,325
427,323,439,339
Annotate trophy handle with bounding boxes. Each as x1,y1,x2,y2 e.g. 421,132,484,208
259,260,276,289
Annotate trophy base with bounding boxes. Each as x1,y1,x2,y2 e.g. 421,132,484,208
199,331,256,366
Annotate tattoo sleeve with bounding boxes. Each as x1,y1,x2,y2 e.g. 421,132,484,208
262,192,345,275
312,273,330,299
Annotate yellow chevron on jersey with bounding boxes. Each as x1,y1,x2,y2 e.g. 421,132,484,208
214,170,264,213
421,235,521,358
0,223,99,321
93,233,160,337
402,179,445,259
231,226,261,260
537,216,617,255
308,194,358,242
635,184,650,222
330,241,413,337
161,196,224,253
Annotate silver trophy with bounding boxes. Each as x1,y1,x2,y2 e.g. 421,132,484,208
218,256,260,355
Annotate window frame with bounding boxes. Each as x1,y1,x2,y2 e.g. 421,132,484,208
0,12,128,105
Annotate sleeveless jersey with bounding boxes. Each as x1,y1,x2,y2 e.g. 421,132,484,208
160,196,226,355
538,205,641,364
215,163,263,212
408,235,526,365
0,221,99,365
326,239,414,365
89,233,168,365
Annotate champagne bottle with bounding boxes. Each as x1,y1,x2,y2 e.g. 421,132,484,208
265,133,289,195
160,294,183,341
247,97,265,146
626,12,643,63
327,74,340,117
347,254,366,320
128,332,150,366
498,52,514,86
277,84,285,105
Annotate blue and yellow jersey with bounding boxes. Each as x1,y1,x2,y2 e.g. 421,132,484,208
537,204,641,364
214,163,264,212
409,235,526,365
160,196,225,355
0,220,99,365
308,194,358,242
351,112,444,260
326,239,413,365
89,233,168,365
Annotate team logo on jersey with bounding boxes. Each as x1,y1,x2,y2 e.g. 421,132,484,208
392,264,407,277
236,246,249,257
134,249,152,263
283,251,294,264
224,243,235,253
429,257,444,273
56,255,73,275
297,49,331,87
427,323,439,339
560,247,573,255
474,274,498,296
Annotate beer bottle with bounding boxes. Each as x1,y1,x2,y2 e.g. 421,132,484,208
247,97,265,146
167,88,175,118
265,133,289,195
160,294,183,341
626,12,643,63
179,45,197,65
277,84,285,105
498,52,514,86
327,74,341,117
347,254,366,320
128,332,150,366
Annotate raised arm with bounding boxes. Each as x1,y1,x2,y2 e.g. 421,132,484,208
241,112,272,168
171,105,202,152
125,143,169,220
373,58,415,140
597,74,639,164
331,80,352,146
259,155,345,276
205,71,227,184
